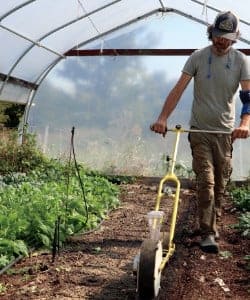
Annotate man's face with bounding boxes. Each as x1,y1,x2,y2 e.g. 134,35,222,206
212,36,233,55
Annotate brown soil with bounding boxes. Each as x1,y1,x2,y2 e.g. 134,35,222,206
0,179,249,300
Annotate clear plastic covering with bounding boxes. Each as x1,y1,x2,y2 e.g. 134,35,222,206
1,82,31,104
0,0,249,104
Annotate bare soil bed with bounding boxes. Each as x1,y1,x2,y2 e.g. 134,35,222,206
0,179,249,299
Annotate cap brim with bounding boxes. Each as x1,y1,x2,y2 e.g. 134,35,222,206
212,28,238,41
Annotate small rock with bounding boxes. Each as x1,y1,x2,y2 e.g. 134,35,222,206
214,277,230,292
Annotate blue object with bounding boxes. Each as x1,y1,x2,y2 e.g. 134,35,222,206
240,90,250,116
241,102,250,116
239,90,250,104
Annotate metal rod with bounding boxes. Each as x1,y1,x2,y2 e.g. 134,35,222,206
67,7,249,53
158,0,165,10
66,9,161,51
23,56,62,126
170,130,181,174
0,254,24,275
190,0,250,26
0,72,38,90
167,127,250,137
0,24,65,58
65,48,196,56
167,128,231,134
65,48,250,56
0,0,36,21
0,0,122,97
170,8,250,45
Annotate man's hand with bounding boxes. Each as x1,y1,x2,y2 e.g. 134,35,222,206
232,125,250,142
150,120,167,137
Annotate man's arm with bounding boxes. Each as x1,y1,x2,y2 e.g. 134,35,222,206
232,80,250,141
151,72,192,136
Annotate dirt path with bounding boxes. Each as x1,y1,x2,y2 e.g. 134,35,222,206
0,181,249,299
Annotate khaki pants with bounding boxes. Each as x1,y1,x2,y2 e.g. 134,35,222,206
189,132,232,235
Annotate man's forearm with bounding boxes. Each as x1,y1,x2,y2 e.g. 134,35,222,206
240,113,250,128
157,72,192,122
157,88,182,121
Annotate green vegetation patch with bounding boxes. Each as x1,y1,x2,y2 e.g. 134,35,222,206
231,185,250,238
0,131,120,269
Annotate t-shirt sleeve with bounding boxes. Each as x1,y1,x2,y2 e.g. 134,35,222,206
240,53,250,81
182,51,197,76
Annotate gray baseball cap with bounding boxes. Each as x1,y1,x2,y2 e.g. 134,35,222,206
212,11,239,41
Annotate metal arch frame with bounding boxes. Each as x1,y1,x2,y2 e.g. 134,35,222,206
23,5,250,124
0,24,65,58
0,0,36,21
1,2,249,125
23,7,163,125
23,58,61,126
0,0,64,58
191,0,250,26
64,9,162,53
0,0,122,97
63,7,250,54
171,8,250,45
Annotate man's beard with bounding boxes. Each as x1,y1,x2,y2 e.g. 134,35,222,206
213,41,231,54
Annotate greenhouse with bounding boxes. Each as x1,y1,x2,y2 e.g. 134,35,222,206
0,1,249,299
0,0,249,178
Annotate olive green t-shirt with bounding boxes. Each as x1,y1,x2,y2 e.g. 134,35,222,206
182,45,250,131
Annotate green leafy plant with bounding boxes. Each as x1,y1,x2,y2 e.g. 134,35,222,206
0,131,120,269
0,129,48,175
231,187,250,211
230,185,250,238
0,255,10,269
0,167,120,268
233,212,250,238
219,250,233,260
244,255,250,270
0,282,6,294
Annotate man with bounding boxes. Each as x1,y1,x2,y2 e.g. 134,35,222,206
151,11,250,253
